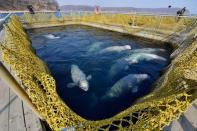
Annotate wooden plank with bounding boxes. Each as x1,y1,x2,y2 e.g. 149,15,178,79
9,89,26,131
193,99,197,108
178,101,197,131
163,120,184,131
183,103,197,129
170,120,184,131
0,78,10,131
23,102,44,131
0,78,44,131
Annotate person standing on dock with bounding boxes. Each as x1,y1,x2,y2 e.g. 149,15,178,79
55,9,62,18
177,7,186,16
94,5,101,15
176,7,186,21
27,5,35,14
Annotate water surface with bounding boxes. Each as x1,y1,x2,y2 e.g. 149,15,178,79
28,25,171,120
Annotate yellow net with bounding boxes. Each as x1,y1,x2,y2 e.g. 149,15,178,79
21,12,196,46
0,16,85,131
0,15,196,131
22,12,196,33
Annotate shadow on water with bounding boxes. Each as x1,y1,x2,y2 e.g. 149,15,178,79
28,25,171,120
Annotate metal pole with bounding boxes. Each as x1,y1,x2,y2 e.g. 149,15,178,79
0,63,43,119
0,13,12,30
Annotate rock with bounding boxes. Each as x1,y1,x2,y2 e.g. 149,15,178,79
0,0,58,11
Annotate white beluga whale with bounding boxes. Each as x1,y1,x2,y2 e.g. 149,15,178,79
87,42,104,53
127,48,167,56
109,52,167,78
44,34,60,39
67,64,92,91
102,74,150,99
99,45,131,54
109,58,129,78
125,53,167,64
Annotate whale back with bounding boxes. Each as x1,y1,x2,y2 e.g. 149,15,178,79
103,74,150,99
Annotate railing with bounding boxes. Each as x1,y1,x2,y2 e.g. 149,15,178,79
0,13,12,29
1,11,196,30
16,11,197,46
16,11,196,32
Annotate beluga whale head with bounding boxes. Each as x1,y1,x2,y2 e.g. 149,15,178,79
79,80,89,91
67,64,92,92
124,45,131,50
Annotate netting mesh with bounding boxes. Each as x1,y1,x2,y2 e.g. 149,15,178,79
21,12,196,46
0,16,85,131
0,15,196,131
21,12,196,34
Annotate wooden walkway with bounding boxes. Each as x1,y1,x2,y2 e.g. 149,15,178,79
0,78,45,131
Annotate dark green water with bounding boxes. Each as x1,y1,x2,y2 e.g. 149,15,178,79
28,25,171,120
